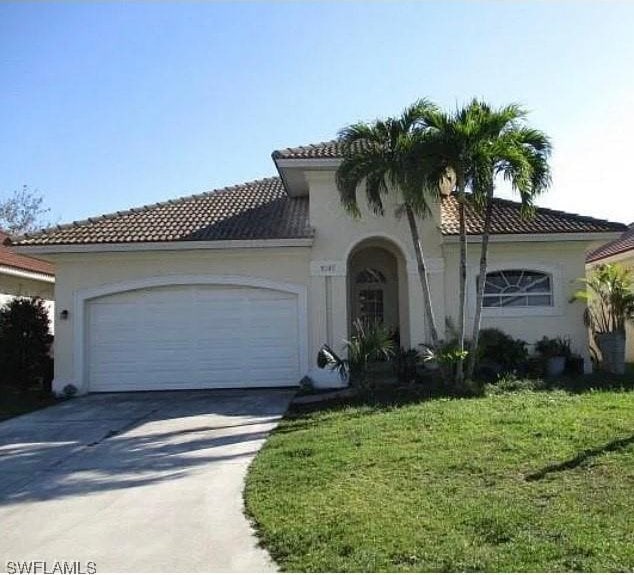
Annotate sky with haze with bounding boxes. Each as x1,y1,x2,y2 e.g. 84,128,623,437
1,1,633,226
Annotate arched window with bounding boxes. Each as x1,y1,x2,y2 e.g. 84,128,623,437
356,268,386,284
481,270,553,308
356,268,386,324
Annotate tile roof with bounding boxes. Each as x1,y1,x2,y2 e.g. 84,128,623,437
586,225,634,262
440,195,626,236
273,140,348,160
14,177,311,246
11,174,625,248
0,231,54,276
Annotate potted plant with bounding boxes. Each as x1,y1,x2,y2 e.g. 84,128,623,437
572,264,634,374
535,336,571,377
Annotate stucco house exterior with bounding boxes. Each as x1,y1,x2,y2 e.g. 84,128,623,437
586,224,634,362
11,141,626,395
0,230,55,332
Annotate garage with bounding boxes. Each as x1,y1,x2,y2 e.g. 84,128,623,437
85,283,302,392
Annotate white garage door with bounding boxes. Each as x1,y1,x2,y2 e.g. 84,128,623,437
86,284,301,392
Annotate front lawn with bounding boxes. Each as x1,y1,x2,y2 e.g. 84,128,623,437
245,388,634,572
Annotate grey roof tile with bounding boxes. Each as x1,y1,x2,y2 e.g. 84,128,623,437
13,149,626,247
440,195,626,236
16,177,311,246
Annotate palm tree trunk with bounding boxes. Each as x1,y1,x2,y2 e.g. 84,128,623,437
456,192,467,386
466,188,494,380
405,205,440,348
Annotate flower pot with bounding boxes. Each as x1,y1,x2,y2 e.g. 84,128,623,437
546,356,566,377
595,332,626,374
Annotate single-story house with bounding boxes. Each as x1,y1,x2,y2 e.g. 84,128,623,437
0,230,55,332
11,140,627,394
586,223,634,362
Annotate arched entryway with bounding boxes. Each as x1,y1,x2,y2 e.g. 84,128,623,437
347,237,410,347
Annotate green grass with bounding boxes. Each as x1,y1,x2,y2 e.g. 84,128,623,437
0,388,57,421
245,389,634,572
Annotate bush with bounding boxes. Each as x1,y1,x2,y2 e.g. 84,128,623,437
485,375,548,395
392,347,420,383
535,336,571,358
476,328,528,380
0,297,53,392
318,319,395,387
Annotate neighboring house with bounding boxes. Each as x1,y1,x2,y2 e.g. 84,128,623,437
11,141,626,395
586,223,634,362
0,231,55,332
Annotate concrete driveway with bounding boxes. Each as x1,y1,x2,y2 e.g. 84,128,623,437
0,389,294,572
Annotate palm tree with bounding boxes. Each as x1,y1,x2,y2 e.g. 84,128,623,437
335,100,443,348
467,119,551,379
416,100,551,384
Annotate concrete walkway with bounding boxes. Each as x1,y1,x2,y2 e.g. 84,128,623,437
0,389,294,572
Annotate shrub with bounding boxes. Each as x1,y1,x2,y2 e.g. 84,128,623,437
318,319,395,386
535,336,571,358
392,347,420,382
475,328,528,379
420,341,481,396
0,297,53,392
485,375,548,395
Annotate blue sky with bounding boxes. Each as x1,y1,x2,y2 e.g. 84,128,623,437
1,1,633,225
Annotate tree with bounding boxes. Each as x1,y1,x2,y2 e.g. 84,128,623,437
335,100,444,349
0,297,53,392
416,100,551,384
466,116,551,379
0,185,50,235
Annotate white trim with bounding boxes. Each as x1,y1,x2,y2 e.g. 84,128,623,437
14,238,313,255
443,231,622,244
343,232,411,263
342,232,445,276
468,262,564,318
0,265,55,283
73,274,309,392
274,158,341,169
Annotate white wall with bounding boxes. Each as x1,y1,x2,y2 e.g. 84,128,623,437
43,168,608,393
49,247,311,392
305,170,446,356
443,240,592,360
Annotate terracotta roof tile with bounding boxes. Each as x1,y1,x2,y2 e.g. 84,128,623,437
15,177,312,246
273,140,352,160
11,170,626,248
0,231,55,275
586,225,634,262
440,195,625,236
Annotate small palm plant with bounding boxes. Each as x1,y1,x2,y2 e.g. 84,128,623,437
318,319,395,386
572,263,634,373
